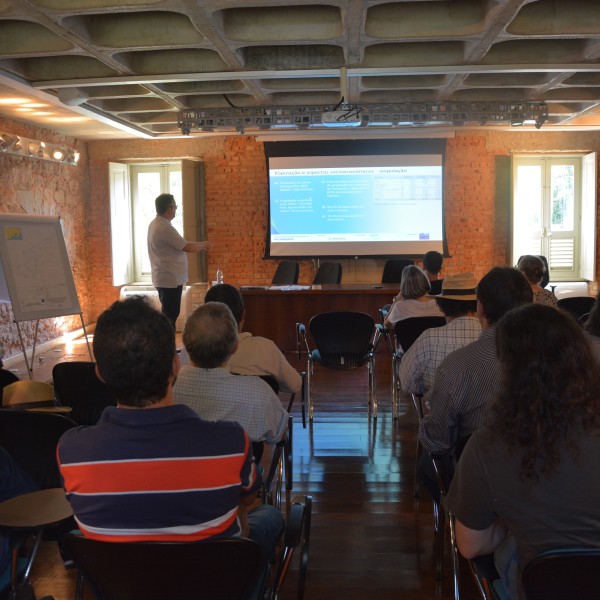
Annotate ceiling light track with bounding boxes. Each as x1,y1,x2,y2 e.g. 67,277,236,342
179,101,549,134
0,132,80,165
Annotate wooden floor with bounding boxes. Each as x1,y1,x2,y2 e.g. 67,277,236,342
21,345,481,600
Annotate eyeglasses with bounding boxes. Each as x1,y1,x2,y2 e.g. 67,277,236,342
169,205,178,210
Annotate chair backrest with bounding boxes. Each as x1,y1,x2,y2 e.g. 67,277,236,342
313,262,342,284
521,548,600,600
52,361,117,426
309,311,375,370
2,380,55,409
557,296,596,321
0,409,77,489
0,368,19,393
272,260,299,285
429,279,443,295
65,535,262,600
394,316,447,353
381,259,414,284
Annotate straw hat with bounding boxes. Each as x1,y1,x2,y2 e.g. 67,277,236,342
433,272,478,301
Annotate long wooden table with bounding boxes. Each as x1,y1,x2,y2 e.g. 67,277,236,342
241,283,398,352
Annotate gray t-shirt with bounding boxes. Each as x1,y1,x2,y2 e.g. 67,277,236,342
447,426,600,570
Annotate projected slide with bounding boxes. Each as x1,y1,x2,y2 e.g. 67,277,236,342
268,154,444,257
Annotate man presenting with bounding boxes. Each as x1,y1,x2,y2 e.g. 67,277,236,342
147,193,210,329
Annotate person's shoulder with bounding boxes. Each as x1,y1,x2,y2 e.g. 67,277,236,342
243,334,279,352
437,333,485,370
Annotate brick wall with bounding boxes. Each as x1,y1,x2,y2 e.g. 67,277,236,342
2,119,600,359
0,118,90,360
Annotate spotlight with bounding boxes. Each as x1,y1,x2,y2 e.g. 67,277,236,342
52,149,65,161
1,134,20,151
535,115,548,129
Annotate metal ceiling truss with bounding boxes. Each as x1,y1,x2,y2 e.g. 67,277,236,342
178,101,550,134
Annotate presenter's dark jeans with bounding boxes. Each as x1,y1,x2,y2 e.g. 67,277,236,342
156,285,183,330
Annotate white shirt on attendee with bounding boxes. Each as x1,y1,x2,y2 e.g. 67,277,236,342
229,332,302,394
386,297,443,326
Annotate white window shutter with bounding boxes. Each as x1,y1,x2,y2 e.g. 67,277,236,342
109,162,134,286
580,152,596,281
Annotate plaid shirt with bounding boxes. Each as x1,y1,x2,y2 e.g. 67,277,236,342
399,316,481,397
418,327,500,454
174,366,288,444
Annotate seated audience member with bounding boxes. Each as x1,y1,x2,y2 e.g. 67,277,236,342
202,284,302,394
516,254,557,307
384,265,443,330
417,267,532,501
174,302,288,445
584,290,600,362
447,304,600,600
57,297,283,600
423,250,444,295
399,272,481,399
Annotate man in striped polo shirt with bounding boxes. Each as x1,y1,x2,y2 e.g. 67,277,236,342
417,267,533,501
58,296,283,598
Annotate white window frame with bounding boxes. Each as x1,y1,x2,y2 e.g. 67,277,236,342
511,153,596,282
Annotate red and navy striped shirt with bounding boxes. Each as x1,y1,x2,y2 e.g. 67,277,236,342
57,404,259,543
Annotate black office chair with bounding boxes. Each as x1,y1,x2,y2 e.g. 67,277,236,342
429,435,472,599
557,296,596,321
313,262,342,284
521,548,600,600
272,260,300,285
0,409,77,594
68,536,262,600
0,409,77,489
67,495,312,600
0,368,19,394
52,361,117,426
391,316,446,418
429,279,443,295
381,259,414,284
296,311,381,418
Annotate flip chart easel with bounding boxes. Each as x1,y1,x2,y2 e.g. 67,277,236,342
0,214,92,378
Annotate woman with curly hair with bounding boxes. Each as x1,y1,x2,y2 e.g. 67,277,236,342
446,303,600,600
584,290,600,362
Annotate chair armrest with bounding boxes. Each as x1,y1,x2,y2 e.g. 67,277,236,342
375,323,394,354
296,323,309,359
430,452,457,498
411,393,425,421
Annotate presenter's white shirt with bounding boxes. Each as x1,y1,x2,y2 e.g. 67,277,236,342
147,216,188,287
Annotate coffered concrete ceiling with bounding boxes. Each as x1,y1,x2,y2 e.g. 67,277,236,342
1,0,600,139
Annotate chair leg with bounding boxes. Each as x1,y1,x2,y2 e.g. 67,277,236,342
449,512,461,600
306,357,314,421
368,355,377,419
434,501,446,581
391,354,399,419
414,439,422,498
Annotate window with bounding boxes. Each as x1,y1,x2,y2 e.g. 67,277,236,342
512,154,596,282
131,164,182,281
109,160,205,286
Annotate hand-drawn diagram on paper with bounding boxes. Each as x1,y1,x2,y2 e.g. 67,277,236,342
0,215,81,321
